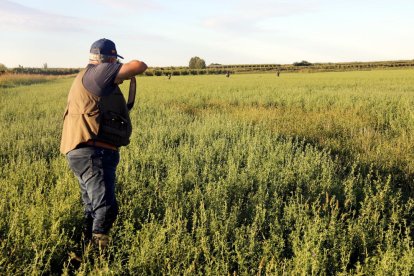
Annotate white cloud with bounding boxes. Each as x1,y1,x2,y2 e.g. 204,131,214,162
237,0,319,17
87,0,164,11
118,32,169,43
201,0,320,34
0,0,94,32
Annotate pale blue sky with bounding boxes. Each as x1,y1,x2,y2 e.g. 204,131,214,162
0,0,413,68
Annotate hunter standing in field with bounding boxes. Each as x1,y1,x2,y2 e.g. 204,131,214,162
60,38,147,251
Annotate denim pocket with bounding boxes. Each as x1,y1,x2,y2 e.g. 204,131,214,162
88,150,104,180
67,154,91,181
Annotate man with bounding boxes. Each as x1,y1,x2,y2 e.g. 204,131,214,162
60,38,147,251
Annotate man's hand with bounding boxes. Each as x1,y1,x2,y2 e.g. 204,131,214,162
114,60,147,84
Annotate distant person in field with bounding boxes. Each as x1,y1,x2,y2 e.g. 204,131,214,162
226,71,230,77
60,38,147,252
276,70,280,77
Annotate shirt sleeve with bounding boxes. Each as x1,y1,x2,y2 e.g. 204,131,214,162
82,63,122,97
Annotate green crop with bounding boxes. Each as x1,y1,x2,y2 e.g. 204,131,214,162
0,70,413,274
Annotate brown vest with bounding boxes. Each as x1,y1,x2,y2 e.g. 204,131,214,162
60,69,132,154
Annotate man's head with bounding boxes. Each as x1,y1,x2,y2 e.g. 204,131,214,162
89,38,124,63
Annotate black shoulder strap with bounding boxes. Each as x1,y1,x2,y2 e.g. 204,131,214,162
126,77,136,111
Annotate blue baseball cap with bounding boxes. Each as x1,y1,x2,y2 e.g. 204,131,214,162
90,38,124,59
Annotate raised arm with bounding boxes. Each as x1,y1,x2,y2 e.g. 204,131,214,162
114,60,147,83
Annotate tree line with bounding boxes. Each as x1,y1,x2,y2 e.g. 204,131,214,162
2,58,414,77
0,64,79,75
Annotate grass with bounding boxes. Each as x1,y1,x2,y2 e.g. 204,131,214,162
0,73,67,88
0,70,413,274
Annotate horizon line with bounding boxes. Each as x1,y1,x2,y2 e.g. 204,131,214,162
3,58,414,69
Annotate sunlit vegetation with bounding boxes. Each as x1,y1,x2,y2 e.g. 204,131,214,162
0,70,413,274
0,73,66,88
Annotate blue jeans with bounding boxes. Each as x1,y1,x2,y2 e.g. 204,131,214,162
67,147,120,236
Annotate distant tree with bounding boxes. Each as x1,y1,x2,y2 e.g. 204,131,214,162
0,63,7,74
293,60,313,66
189,56,206,69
